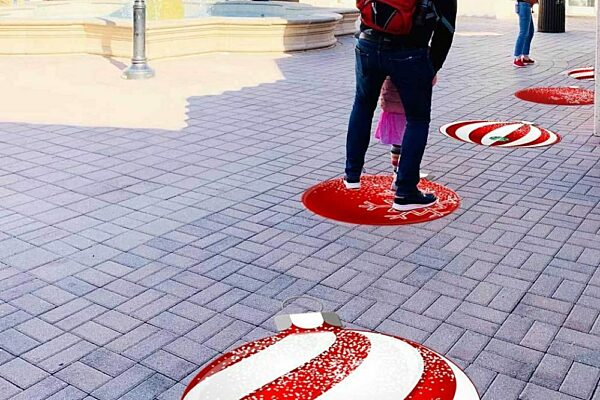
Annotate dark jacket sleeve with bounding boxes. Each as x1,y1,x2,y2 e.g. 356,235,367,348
430,0,457,74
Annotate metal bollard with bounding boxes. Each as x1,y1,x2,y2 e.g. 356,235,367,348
122,0,155,79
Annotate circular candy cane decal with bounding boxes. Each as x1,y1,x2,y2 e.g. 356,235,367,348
440,120,561,148
567,67,594,81
515,87,594,105
301,175,460,226
181,324,480,400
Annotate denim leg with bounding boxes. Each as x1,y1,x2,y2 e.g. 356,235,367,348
345,43,386,181
514,3,532,57
523,15,534,55
386,50,433,196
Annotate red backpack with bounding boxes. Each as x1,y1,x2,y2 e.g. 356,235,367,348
357,0,420,35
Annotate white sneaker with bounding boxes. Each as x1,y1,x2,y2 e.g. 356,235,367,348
343,178,361,190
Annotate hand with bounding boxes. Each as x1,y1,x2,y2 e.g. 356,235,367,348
432,75,438,86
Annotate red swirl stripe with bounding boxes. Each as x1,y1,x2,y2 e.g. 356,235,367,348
568,68,594,80
241,328,371,400
402,339,457,400
180,330,292,399
441,120,486,141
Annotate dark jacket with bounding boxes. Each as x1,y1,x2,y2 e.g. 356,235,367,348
428,0,457,73
360,0,457,74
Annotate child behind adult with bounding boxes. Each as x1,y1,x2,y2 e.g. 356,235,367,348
375,77,434,191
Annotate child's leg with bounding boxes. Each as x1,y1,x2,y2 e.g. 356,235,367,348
390,145,402,173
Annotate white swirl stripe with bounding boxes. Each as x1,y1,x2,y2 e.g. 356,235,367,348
568,67,594,80
317,331,424,400
480,123,524,146
183,332,337,400
454,121,493,144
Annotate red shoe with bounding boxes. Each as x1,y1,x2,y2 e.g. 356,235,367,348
513,58,527,68
523,58,535,65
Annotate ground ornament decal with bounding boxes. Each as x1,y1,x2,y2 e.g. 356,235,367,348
515,87,594,105
439,120,561,148
301,175,460,226
567,67,594,81
181,313,480,400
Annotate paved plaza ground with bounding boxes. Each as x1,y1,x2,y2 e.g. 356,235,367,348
0,15,599,400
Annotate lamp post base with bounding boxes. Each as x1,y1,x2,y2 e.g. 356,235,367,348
122,63,155,80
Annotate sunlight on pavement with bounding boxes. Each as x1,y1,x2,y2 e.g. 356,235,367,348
0,52,287,130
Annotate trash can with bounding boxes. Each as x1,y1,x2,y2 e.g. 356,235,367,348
538,0,566,33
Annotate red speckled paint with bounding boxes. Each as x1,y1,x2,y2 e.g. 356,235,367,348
515,87,594,105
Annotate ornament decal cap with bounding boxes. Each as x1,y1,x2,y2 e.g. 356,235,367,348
274,312,343,331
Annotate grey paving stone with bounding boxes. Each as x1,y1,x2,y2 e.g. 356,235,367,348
476,350,536,381
521,383,581,400
9,294,54,316
164,337,218,366
55,362,111,393
22,332,80,364
141,350,196,381
46,386,87,400
8,376,67,400
465,364,497,397
93,310,143,334
148,311,196,335
0,377,20,400
81,348,136,377
122,329,177,361
560,362,600,399
521,321,561,352
531,353,572,391
38,340,97,373
16,317,63,342
483,374,526,400
91,365,154,400
0,329,39,356
29,259,87,283
119,373,175,400
55,304,107,331
0,357,49,389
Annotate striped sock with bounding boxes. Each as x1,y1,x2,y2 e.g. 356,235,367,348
390,145,402,173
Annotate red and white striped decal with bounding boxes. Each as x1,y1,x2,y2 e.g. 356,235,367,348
567,67,595,81
182,326,480,400
440,120,560,148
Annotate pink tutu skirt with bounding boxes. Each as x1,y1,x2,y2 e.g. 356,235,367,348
375,111,406,145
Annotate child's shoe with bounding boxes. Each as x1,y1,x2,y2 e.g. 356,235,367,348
390,172,433,191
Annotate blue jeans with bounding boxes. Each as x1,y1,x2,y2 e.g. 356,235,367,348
514,2,534,57
345,39,434,196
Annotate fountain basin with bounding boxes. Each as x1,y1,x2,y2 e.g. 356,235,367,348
0,0,358,58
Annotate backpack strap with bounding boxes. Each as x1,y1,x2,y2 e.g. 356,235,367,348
429,1,455,34
440,16,455,33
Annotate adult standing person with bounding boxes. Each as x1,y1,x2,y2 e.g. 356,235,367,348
344,0,457,211
513,0,538,67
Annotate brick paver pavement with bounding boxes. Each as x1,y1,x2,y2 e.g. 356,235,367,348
0,16,599,400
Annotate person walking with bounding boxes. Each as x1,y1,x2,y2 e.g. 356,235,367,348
344,0,457,211
513,0,538,67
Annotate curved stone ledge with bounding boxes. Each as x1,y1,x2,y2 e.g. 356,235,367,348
0,1,359,58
